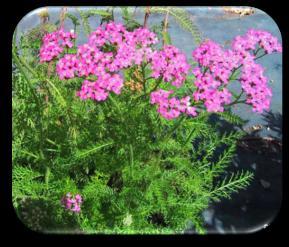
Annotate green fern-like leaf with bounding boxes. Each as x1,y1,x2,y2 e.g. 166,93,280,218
150,7,202,45
209,170,254,202
85,9,113,18
65,13,80,26
77,8,113,36
210,144,236,176
216,111,246,125
12,165,45,207
75,141,114,159
119,7,141,31
77,9,92,35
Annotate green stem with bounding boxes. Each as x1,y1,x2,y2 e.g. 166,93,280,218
151,77,163,93
234,88,244,101
184,128,195,146
229,66,241,81
129,144,134,178
145,76,154,81
76,141,114,159
229,49,267,81
255,52,267,60
16,52,38,78
73,24,77,47
156,116,186,165
45,167,50,190
141,63,147,96
253,47,261,56
162,10,169,46
135,76,163,102
227,99,247,106
12,51,40,110
226,89,245,107
161,115,186,142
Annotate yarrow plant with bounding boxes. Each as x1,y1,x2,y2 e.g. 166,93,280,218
13,7,282,234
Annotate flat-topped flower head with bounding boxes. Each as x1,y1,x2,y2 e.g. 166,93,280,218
150,89,198,119
151,45,190,88
77,73,123,102
40,29,76,62
192,29,281,114
232,29,282,55
56,54,78,80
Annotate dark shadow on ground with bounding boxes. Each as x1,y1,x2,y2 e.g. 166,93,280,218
187,110,282,234
262,111,282,140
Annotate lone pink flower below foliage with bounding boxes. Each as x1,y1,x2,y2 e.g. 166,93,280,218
61,193,83,213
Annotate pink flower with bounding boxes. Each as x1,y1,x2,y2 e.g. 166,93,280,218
150,89,198,119
232,29,282,55
75,194,82,203
61,193,83,213
39,29,76,62
56,54,78,80
191,29,281,114
151,45,190,88
240,60,272,113
76,73,123,102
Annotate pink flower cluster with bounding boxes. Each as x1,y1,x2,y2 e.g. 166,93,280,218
192,40,240,84
113,27,158,68
151,45,190,87
150,89,197,119
56,54,78,80
40,29,76,62
77,74,123,101
192,29,282,113
192,67,232,112
240,55,272,113
52,22,159,101
232,29,282,56
81,23,158,72
40,22,282,119
61,193,83,213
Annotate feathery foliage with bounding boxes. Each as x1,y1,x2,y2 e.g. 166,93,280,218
12,7,254,234
150,7,202,45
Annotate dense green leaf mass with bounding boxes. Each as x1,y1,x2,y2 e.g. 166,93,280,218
12,7,253,234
